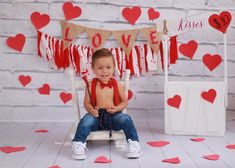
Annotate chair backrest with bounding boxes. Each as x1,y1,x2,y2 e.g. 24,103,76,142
69,69,131,124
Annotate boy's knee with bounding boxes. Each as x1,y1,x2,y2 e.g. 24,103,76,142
80,113,96,127
116,113,132,124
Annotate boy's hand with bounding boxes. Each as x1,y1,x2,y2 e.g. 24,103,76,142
107,106,118,114
90,106,99,117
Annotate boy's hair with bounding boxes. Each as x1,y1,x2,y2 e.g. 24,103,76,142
92,48,115,67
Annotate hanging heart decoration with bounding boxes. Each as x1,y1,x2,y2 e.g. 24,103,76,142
6,34,26,52
122,6,141,25
179,40,198,59
38,83,50,95
208,11,232,33
18,75,31,87
148,8,160,20
201,89,216,103
202,54,222,71
63,2,82,20
31,12,50,30
167,95,181,109
60,92,72,104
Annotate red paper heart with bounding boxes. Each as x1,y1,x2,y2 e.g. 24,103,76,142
162,157,180,164
203,154,220,160
38,84,50,95
0,146,26,153
208,11,232,33
34,129,48,133
128,89,133,100
179,40,198,59
48,165,61,168
190,138,205,142
122,7,141,25
63,2,82,20
147,141,170,147
202,54,222,71
60,92,72,104
167,95,181,109
226,144,235,149
18,75,31,87
201,89,216,103
6,34,26,52
31,12,50,30
95,156,112,163
148,8,160,20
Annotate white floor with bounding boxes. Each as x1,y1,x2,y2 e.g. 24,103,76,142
0,118,235,168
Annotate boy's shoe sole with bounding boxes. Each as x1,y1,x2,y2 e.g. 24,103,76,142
127,152,142,159
72,154,87,160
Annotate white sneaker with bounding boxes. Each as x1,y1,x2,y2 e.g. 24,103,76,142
72,141,87,160
127,139,142,158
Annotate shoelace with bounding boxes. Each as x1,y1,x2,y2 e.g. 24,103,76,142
128,139,140,152
74,142,87,153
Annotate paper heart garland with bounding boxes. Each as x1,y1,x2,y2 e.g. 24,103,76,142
202,54,222,71
226,144,235,149
38,84,50,95
208,11,232,33
60,92,72,104
95,156,112,163
167,95,181,109
63,2,82,20
162,157,180,164
34,129,48,133
179,40,198,59
0,146,26,153
203,154,220,161
31,12,50,30
6,34,26,52
201,89,216,103
148,8,160,20
18,75,31,87
122,7,141,25
190,138,205,142
147,141,170,147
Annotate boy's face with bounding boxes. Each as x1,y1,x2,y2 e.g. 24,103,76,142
92,56,115,83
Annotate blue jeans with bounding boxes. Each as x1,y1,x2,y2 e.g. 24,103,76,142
73,109,139,143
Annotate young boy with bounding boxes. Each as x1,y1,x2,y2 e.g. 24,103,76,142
72,48,142,160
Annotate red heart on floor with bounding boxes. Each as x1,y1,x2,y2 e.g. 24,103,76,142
122,7,141,25
0,146,26,153
6,34,26,52
202,54,222,71
60,92,72,104
95,156,112,163
48,165,61,168
226,144,235,149
167,95,181,109
190,138,205,142
63,2,82,20
31,12,50,30
162,157,180,164
201,89,216,103
148,8,160,20
208,11,232,33
18,75,31,87
179,40,198,59
34,129,48,133
38,84,50,95
203,154,220,160
147,141,170,147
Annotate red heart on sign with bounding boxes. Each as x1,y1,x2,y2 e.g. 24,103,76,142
63,2,82,20
162,157,180,164
122,7,141,25
203,154,220,160
208,11,232,33
190,138,205,142
18,75,31,87
31,12,50,30
6,34,25,52
202,54,222,71
179,40,198,59
95,156,112,163
167,95,181,109
148,8,160,20
147,141,170,147
60,92,72,104
0,146,26,153
201,89,216,103
226,144,235,149
38,84,50,95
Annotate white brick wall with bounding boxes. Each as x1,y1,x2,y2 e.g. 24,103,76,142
0,0,235,121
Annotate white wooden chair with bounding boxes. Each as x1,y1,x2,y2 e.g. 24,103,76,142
69,69,130,145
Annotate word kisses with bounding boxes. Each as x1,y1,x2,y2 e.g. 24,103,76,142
178,19,203,32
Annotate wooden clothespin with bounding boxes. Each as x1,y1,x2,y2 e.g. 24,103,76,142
163,20,168,35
